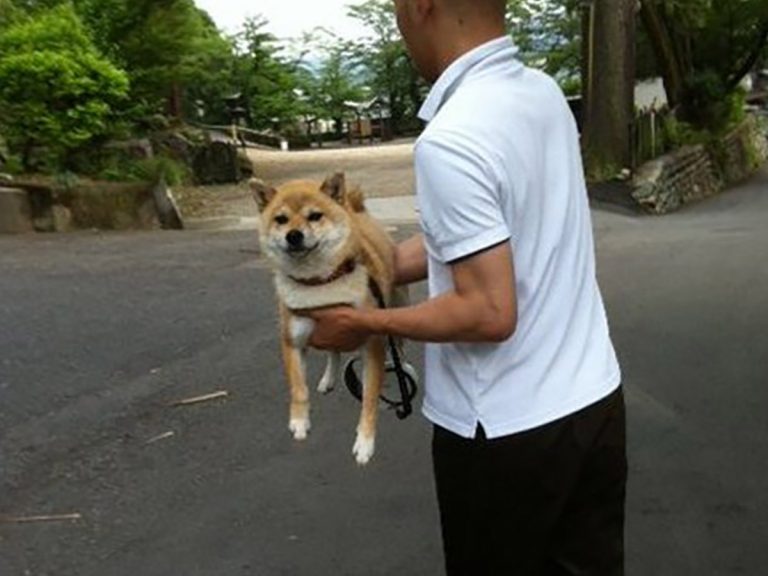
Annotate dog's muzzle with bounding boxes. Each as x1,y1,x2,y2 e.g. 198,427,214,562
286,229,305,250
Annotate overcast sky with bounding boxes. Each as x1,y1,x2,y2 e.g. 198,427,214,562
195,0,368,40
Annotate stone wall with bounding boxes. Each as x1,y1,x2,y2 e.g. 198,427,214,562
632,115,768,214
152,128,244,185
0,187,34,233
721,117,768,183
0,178,183,234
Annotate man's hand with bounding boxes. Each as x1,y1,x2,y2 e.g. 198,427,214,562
298,306,372,352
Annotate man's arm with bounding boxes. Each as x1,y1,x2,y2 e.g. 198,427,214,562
305,241,517,350
369,240,516,342
394,234,428,286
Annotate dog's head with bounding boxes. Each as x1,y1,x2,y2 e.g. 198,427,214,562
251,173,356,276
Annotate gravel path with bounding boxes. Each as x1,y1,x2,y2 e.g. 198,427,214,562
174,141,416,220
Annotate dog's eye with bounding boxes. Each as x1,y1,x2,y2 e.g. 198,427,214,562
274,215,289,225
308,212,324,222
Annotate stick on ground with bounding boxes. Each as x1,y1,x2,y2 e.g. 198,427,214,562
145,431,175,444
0,513,82,524
171,390,229,407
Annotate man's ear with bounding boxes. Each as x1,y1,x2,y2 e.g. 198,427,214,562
413,0,434,22
320,172,346,204
250,179,277,211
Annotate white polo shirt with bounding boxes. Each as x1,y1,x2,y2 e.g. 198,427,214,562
415,36,621,439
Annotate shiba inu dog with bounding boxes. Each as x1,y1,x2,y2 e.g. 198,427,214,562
252,173,396,465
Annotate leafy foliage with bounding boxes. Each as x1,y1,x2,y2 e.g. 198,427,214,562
98,153,189,186
506,0,581,90
0,4,129,170
0,0,21,26
74,0,233,118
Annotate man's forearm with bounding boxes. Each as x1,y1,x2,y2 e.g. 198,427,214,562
361,290,514,344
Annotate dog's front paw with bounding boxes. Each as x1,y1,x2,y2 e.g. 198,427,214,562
352,433,375,465
289,417,311,441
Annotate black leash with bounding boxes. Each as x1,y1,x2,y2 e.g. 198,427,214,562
343,279,418,420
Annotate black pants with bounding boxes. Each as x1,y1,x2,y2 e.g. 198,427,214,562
432,388,627,576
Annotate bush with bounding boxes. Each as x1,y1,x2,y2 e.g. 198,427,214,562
97,154,190,186
0,0,19,29
662,116,709,149
2,155,24,175
0,5,129,172
681,71,746,132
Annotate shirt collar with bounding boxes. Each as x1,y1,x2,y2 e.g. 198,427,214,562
418,36,519,122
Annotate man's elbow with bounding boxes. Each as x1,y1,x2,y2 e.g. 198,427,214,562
482,309,517,343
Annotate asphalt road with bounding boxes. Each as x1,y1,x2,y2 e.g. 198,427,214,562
1,168,767,575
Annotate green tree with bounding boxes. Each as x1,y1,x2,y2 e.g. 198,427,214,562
294,35,366,136
348,0,426,134
73,0,234,119
316,48,366,130
640,0,768,127
2,0,236,121
581,0,636,173
0,0,20,26
506,0,582,92
0,3,129,170
230,16,306,130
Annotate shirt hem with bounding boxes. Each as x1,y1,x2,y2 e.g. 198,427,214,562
438,225,511,264
421,370,622,440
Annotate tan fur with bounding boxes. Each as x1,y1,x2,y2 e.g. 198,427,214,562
253,173,396,465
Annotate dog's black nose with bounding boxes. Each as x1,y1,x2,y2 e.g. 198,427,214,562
286,229,304,248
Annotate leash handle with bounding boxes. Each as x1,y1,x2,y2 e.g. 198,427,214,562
369,278,416,419
387,334,413,419
343,356,417,415
341,277,418,419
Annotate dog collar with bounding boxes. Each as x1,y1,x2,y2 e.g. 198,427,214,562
289,259,358,287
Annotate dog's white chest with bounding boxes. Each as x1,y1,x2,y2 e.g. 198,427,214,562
275,266,369,311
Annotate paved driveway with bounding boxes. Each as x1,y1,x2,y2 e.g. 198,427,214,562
1,166,767,575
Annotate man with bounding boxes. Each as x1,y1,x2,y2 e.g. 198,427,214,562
305,0,626,574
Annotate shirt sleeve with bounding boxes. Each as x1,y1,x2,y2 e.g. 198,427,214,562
414,131,511,264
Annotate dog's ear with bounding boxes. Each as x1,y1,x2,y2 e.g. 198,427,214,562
250,179,277,211
320,172,346,204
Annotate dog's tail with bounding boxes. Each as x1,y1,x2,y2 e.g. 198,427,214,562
346,186,367,213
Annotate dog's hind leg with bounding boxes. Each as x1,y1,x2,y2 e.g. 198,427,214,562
353,335,385,465
281,337,311,441
317,352,340,394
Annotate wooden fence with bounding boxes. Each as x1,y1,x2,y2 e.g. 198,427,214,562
190,123,284,150
632,107,671,170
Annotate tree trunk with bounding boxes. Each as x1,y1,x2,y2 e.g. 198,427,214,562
168,81,183,121
582,0,636,175
639,1,685,109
